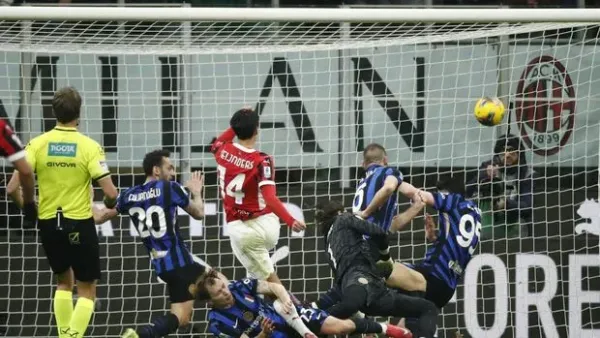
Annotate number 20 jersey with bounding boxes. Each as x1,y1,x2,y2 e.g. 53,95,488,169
211,141,275,223
116,179,193,275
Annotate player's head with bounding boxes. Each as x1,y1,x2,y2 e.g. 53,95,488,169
314,200,345,236
435,175,466,196
143,149,175,181
192,269,233,308
494,133,525,167
362,143,388,168
52,86,82,126
230,107,259,141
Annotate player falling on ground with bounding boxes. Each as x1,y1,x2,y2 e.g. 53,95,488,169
9,87,119,338
211,108,305,284
0,118,37,225
315,200,439,338
93,149,206,338
351,143,428,292
396,176,482,334
194,269,411,338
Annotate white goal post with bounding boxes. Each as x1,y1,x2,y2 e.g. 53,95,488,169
0,6,599,338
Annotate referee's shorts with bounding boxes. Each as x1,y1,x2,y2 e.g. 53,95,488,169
38,216,101,282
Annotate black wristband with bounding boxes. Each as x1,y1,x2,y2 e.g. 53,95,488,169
103,196,117,209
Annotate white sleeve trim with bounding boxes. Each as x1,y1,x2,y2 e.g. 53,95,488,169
258,180,275,187
8,150,26,163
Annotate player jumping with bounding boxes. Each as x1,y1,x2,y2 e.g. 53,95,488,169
316,200,439,338
93,149,206,338
397,176,482,334
352,143,427,292
195,269,411,338
211,108,305,284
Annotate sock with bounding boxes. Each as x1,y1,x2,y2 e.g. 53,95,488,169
53,290,73,338
137,313,180,338
273,300,314,336
68,297,94,338
350,317,385,334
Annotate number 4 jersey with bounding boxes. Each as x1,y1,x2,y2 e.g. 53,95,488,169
117,179,194,274
211,141,276,223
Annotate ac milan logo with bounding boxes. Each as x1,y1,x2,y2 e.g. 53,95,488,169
515,56,575,156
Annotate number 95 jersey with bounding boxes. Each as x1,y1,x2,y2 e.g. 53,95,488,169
212,142,275,223
117,179,194,274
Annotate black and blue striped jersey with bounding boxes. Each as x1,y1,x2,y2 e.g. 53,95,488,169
352,164,403,232
116,179,193,275
421,192,482,290
208,279,327,338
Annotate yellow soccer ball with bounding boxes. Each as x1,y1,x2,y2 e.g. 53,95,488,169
474,97,505,126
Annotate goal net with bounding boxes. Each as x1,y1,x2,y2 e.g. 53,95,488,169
0,6,599,338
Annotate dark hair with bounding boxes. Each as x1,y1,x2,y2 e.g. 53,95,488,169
436,175,466,196
314,200,345,236
192,269,220,301
363,143,387,165
230,108,259,140
52,86,82,124
494,133,527,165
143,149,171,177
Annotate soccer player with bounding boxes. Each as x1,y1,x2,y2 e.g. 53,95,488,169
352,143,427,292
211,108,305,284
1,118,37,225
195,269,411,338
405,176,482,309
93,149,206,338
7,86,119,338
316,200,439,338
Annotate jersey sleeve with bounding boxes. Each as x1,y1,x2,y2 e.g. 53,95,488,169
433,192,458,213
384,167,403,186
115,190,128,214
211,127,236,155
257,153,275,188
86,141,110,181
208,314,241,338
170,181,190,209
0,121,26,163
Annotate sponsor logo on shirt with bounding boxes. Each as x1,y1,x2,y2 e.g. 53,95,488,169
48,142,77,157
99,161,109,172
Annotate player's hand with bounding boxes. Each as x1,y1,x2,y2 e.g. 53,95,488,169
354,211,368,219
22,202,37,228
260,318,276,337
486,165,499,179
424,213,437,242
185,171,204,196
291,219,306,232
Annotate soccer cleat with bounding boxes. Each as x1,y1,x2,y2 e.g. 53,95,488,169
121,328,139,338
385,324,413,338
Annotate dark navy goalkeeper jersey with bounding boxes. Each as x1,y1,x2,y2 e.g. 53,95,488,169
352,164,403,232
421,192,482,290
117,179,193,274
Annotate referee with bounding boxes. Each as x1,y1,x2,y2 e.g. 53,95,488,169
9,86,119,338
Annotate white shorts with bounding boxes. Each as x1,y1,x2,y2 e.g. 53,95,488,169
228,213,281,280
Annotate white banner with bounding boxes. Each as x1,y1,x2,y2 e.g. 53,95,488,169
0,44,597,167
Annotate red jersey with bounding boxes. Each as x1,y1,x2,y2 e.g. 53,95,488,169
212,140,275,223
0,119,25,163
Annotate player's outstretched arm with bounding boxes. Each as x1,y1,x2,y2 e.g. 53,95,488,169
358,175,399,219
389,196,426,233
184,171,205,220
260,184,305,232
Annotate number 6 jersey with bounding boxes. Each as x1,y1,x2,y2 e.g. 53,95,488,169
116,180,193,274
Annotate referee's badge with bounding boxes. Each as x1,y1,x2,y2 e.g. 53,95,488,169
243,311,254,322
68,232,80,245
358,277,368,285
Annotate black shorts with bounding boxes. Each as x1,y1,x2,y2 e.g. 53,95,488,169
158,263,207,303
38,217,100,282
412,264,455,308
341,266,388,307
